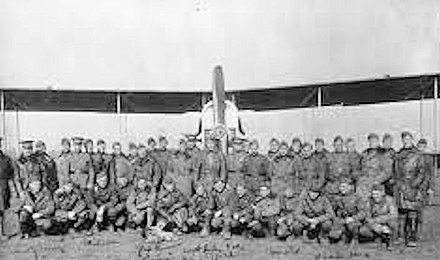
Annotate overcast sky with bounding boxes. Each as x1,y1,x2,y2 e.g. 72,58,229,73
0,0,439,92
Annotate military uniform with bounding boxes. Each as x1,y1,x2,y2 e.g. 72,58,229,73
381,147,396,196
53,185,88,231
55,150,71,187
251,194,282,237
90,152,112,185
155,148,172,175
313,149,329,168
194,150,227,190
19,184,55,236
276,193,299,239
132,155,162,191
240,153,271,194
34,151,58,193
155,187,189,231
296,156,325,196
358,148,392,197
292,189,334,239
229,190,255,233
226,150,247,188
86,182,118,229
395,146,426,245
126,184,156,228
187,190,214,231
325,151,355,206
167,151,195,198
108,181,133,230
65,151,94,191
16,154,44,193
109,154,134,184
210,187,236,236
270,155,295,196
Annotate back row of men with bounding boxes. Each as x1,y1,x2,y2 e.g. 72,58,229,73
0,132,435,250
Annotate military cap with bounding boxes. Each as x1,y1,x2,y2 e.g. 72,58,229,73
185,134,202,142
29,173,42,183
291,137,302,144
401,131,413,139
333,135,343,143
346,138,355,143
138,143,146,149
367,133,379,140
71,137,84,145
371,183,385,192
269,138,279,144
382,133,393,141
417,138,428,145
147,137,156,145
249,139,259,146
35,140,45,149
302,142,313,149
340,176,354,185
112,141,121,148
231,137,245,145
309,180,325,192
162,175,175,184
61,138,70,146
128,142,137,149
158,136,167,142
95,171,108,180
83,138,93,145
97,139,105,145
315,138,325,144
20,140,34,149
279,141,289,147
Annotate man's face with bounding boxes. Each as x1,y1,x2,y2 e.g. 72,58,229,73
259,187,270,198
308,190,320,200
29,181,42,194
138,147,147,158
116,177,128,187
85,143,93,152
23,147,33,157
97,143,106,153
346,141,356,153
368,138,379,149
292,142,301,153
371,190,384,203
129,147,138,157
214,181,226,192
195,185,205,196
236,185,247,197
178,141,186,152
137,179,148,190
147,141,156,151
206,139,216,151
64,183,74,193
302,145,313,158
417,143,427,151
35,145,45,153
279,145,288,156
269,140,279,153
402,136,413,148
164,182,175,192
383,138,393,149
97,176,108,188
339,183,352,195
62,143,70,153
333,140,344,152
187,140,196,149
159,140,168,150
113,145,122,156
72,143,81,153
249,143,259,154
315,142,324,152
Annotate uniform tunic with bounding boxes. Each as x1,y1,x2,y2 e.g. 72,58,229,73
325,152,354,199
65,152,94,190
358,148,392,197
270,155,295,196
295,156,325,195
240,153,271,193
167,151,194,198
132,155,162,191
226,151,247,187
194,150,227,189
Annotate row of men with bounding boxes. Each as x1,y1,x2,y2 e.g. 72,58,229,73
0,131,434,248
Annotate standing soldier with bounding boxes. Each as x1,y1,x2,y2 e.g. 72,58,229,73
109,142,134,186
185,134,202,167
84,139,93,154
127,142,138,164
345,138,362,178
167,139,194,198
126,177,156,235
55,138,71,187
395,131,426,247
18,174,55,238
34,141,58,193
267,138,280,162
360,184,398,249
146,137,157,157
90,139,112,186
226,137,247,188
417,138,435,205
358,133,391,197
292,179,334,243
329,177,367,254
155,136,172,174
194,137,227,190
0,137,19,239
313,138,329,167
270,141,295,196
53,181,88,234
381,133,396,196
325,136,354,207
288,138,302,159
132,144,162,192
240,139,271,194
65,137,94,191
296,143,325,196
16,141,44,194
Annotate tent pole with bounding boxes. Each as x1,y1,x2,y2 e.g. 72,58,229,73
1,90,5,148
420,93,424,136
15,108,20,157
317,87,322,108
434,76,438,178
117,92,122,140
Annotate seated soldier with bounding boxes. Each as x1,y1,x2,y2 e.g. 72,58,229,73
230,181,255,236
292,180,334,243
187,183,214,236
276,187,299,240
126,177,156,236
329,177,367,253
359,184,398,249
210,179,235,239
53,181,88,234
19,174,55,238
155,176,189,235
107,170,133,232
249,184,282,238
87,172,118,234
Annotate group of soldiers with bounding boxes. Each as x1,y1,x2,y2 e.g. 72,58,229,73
0,131,435,252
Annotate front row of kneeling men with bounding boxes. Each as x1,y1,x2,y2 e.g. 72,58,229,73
19,168,397,250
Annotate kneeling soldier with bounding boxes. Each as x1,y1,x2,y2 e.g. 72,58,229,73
249,184,282,238
126,177,156,235
155,176,189,234
19,174,55,238
87,172,117,233
108,171,132,231
292,180,334,243
230,182,255,236
210,179,235,239
359,184,398,249
187,183,214,236
53,182,88,233
329,177,366,253
276,187,299,240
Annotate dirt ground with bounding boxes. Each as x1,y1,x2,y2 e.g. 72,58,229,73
1,193,440,260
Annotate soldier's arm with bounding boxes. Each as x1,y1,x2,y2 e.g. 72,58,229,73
108,158,116,185
371,198,398,224
152,161,163,190
38,195,56,217
72,195,88,214
126,191,137,213
352,197,368,222
315,197,335,223
411,157,426,188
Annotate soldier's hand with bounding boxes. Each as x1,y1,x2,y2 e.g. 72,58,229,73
233,213,240,220
214,210,222,218
67,211,76,220
345,217,354,224
23,205,33,213
32,212,43,219
309,218,319,227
